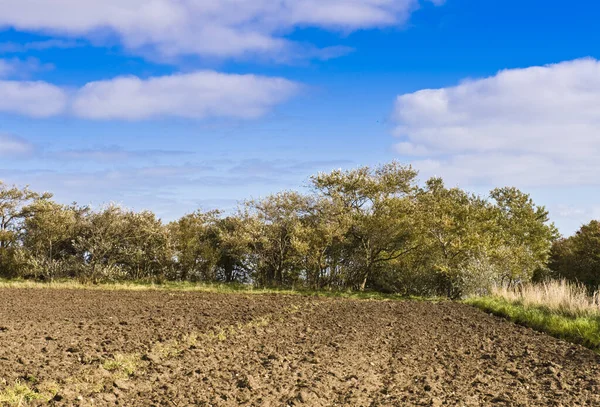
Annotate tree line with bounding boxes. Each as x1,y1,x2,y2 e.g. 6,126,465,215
0,162,565,297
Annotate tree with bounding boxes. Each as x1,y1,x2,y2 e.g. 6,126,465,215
488,187,558,286
21,200,88,280
412,178,496,297
550,220,600,290
311,162,420,290
242,192,309,287
118,210,172,280
0,182,52,277
169,210,223,282
213,216,252,283
73,205,172,282
295,197,349,289
169,211,252,283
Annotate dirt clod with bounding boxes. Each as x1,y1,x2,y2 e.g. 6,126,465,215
114,379,131,390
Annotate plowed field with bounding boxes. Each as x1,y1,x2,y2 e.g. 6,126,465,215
0,289,598,406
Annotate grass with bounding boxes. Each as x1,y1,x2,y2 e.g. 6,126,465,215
491,280,600,318
151,340,184,359
0,381,48,406
0,278,433,301
466,280,600,352
102,353,140,377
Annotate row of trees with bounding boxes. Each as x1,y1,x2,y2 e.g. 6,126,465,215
0,162,559,297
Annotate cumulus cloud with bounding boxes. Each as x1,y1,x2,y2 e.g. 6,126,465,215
0,133,35,156
71,71,299,120
0,79,67,117
393,58,600,187
0,71,298,120
0,0,442,59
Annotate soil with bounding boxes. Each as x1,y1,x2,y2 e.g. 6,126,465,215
0,289,598,406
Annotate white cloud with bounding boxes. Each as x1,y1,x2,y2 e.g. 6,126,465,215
555,204,587,219
393,58,600,187
0,134,35,156
72,71,299,120
0,71,298,120
0,57,54,79
0,159,300,219
0,60,13,77
0,0,442,59
55,146,191,162
0,39,83,53
0,80,67,117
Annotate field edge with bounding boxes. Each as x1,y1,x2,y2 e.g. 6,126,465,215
0,278,440,302
465,296,600,353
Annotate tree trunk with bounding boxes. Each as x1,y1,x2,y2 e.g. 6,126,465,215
360,269,369,291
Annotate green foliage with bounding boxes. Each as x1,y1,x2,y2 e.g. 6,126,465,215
169,211,250,283
403,178,497,297
241,191,310,287
0,182,53,278
21,200,88,280
488,187,558,286
466,296,600,352
70,205,173,282
0,161,559,297
550,220,600,290
310,162,420,291
169,210,220,281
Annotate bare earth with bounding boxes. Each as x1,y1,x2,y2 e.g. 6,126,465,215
0,289,598,406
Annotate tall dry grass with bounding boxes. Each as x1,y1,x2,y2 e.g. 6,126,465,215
493,280,600,318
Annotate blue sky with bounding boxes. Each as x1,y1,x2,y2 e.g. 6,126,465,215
1,0,599,235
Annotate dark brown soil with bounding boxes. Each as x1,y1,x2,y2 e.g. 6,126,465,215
0,289,598,406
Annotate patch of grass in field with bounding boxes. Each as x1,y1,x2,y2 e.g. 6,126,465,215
0,278,435,302
151,340,184,359
102,353,140,377
0,381,47,406
466,296,600,352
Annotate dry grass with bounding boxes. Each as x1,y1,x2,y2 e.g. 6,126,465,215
0,278,424,301
492,280,600,318
467,279,600,352
0,279,261,293
102,353,141,377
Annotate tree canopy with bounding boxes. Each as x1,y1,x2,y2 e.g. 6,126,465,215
0,162,560,297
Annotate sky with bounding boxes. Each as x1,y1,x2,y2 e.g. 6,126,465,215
0,0,599,235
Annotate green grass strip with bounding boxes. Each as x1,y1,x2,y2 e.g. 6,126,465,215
0,278,437,302
466,296,600,352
